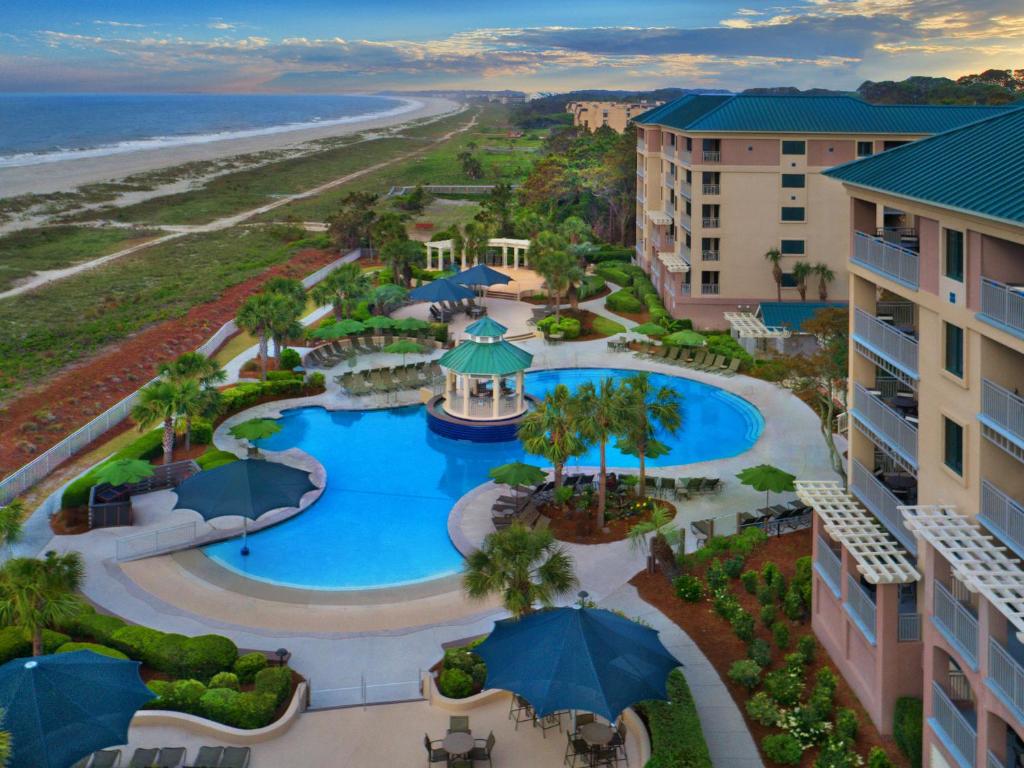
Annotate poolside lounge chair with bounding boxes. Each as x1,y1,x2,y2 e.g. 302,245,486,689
686,351,707,369
193,746,222,768
721,358,741,376
644,476,659,497
534,515,551,531
702,354,726,371
128,749,159,768
424,734,449,766
664,347,681,363
154,747,186,768
218,747,250,768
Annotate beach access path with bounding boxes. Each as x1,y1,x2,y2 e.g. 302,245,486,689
0,105,475,301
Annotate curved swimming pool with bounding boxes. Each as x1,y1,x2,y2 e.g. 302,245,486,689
203,368,763,590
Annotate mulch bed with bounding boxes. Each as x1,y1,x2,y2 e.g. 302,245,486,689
541,308,621,342
0,248,337,478
543,494,673,545
631,530,909,768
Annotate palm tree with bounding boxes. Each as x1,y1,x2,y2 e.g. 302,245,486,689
131,380,183,465
792,260,814,301
461,221,492,267
0,501,23,553
463,526,577,618
559,216,591,246
310,263,371,320
158,353,226,451
534,247,578,318
263,276,306,306
764,247,783,302
236,293,277,380
381,239,424,288
517,384,584,489
815,263,836,300
267,296,305,369
617,373,682,498
572,378,626,528
0,551,84,656
628,507,681,578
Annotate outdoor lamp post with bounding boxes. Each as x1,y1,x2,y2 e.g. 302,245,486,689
577,590,589,608
275,648,289,666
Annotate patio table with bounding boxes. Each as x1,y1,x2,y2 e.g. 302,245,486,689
579,722,614,746
442,732,474,758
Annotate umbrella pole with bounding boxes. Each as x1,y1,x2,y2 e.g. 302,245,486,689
241,518,250,556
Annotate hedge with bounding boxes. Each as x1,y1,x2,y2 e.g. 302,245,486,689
588,246,635,263
254,666,293,707
577,275,606,301
189,419,213,446
893,697,922,768
105,623,238,680
537,315,581,340
61,429,165,508
55,642,128,660
0,626,72,664
705,333,754,368
59,605,127,645
594,263,632,286
234,652,269,684
639,669,712,768
606,289,643,314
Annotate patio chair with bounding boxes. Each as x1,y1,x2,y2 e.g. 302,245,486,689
154,747,186,768
664,347,681,363
91,751,121,768
722,358,742,376
470,731,496,767
643,476,659,498
193,746,223,768
610,720,629,765
510,695,534,730
592,745,623,766
534,711,563,737
686,350,707,368
565,731,592,768
703,354,726,371
128,749,159,768
423,734,449,766
219,747,251,768
448,715,470,734
659,477,676,497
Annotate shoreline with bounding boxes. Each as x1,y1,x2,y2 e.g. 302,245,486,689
0,96,461,199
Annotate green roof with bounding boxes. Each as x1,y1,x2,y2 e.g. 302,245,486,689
439,339,533,375
824,106,1024,226
635,93,1012,135
464,316,508,338
759,301,847,331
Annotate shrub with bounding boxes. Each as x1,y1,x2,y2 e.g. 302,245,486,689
209,671,241,690
747,691,782,727
786,703,832,748
254,666,292,707
198,687,238,723
280,348,301,370
165,679,207,715
605,289,643,314
705,333,754,369
39,629,71,654
109,626,164,665
731,609,755,642
65,609,126,645
893,697,923,768
772,622,791,649
638,670,712,768
144,680,171,709
728,659,762,691
577,275,606,301
797,635,817,665
740,570,759,594
594,264,631,286
437,667,474,699
867,747,895,768
181,635,239,680
761,562,787,599
783,588,806,621
229,692,278,729
149,633,188,676
760,604,777,628
537,315,581,339
55,642,128,660
747,638,772,668
723,556,745,579
306,371,325,390
589,247,635,263
673,574,704,602
756,583,776,607
266,370,301,381
764,667,804,706
0,627,30,664
712,592,740,622
762,733,803,765
189,419,213,446
794,555,813,606
809,668,838,720
785,652,808,671
706,559,728,590
234,652,269,683
197,449,239,470
814,735,861,768
835,708,859,742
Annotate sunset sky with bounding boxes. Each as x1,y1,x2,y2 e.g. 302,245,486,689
1,0,1021,93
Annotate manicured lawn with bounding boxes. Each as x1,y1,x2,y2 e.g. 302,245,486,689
591,315,627,336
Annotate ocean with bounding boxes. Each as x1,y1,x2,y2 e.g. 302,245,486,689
0,93,417,168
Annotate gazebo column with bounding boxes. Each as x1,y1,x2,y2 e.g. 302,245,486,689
516,370,524,412
492,375,501,418
502,245,508,267
462,374,471,417
461,248,467,271
523,248,529,268
426,245,433,271
513,247,520,269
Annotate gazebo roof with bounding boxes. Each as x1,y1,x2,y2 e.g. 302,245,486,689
465,317,508,338
439,339,533,375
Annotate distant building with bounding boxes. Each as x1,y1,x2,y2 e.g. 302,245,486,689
633,94,1011,328
566,101,662,134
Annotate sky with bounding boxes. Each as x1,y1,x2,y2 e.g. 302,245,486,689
0,0,1021,93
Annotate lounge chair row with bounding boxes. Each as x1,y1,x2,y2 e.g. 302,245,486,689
305,332,440,369
336,361,442,395
739,500,812,535
633,345,742,376
644,475,723,500
493,499,550,531
430,298,485,323
72,746,250,768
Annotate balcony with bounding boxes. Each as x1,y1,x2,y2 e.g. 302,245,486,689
852,231,920,290
852,308,918,380
980,379,1024,461
850,458,917,554
680,214,691,231
933,580,979,669
702,184,720,195
702,150,721,163
681,182,692,199
637,190,645,204
681,150,692,165
930,680,977,768
815,536,842,597
700,283,720,296
637,166,645,179
980,277,1024,339
876,226,919,252
702,217,721,229
851,383,918,470
680,282,691,296
637,137,645,153
988,636,1024,720
702,249,720,262
980,480,1024,560
845,573,877,644
898,613,922,642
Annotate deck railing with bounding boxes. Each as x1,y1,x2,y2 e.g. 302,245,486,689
980,278,1024,337
702,150,721,162
934,580,979,668
702,184,720,195
853,308,918,378
931,680,977,768
700,283,720,296
851,458,917,554
681,182,692,199
702,217,720,229
981,379,1024,446
702,249,720,262
852,231,920,289
980,479,1024,559
852,383,918,467
115,521,198,562
815,536,842,597
845,574,877,643
898,613,922,642
988,636,1024,719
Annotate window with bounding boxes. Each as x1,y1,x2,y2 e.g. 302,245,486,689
669,134,676,146
781,273,798,288
944,323,964,378
781,207,805,222
857,141,874,157
781,140,806,155
781,239,805,255
781,174,806,188
943,417,963,475
945,229,964,282
685,137,692,151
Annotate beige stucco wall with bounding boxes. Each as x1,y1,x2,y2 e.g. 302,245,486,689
568,101,659,133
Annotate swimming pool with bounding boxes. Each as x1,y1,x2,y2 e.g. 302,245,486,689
203,368,763,590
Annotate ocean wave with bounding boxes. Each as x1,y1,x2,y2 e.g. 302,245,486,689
0,97,423,169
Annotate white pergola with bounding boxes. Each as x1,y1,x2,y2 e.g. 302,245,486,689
902,504,1024,642
646,209,673,226
424,238,530,271
724,312,792,339
796,480,920,584
658,251,689,273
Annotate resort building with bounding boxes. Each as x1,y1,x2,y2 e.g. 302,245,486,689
802,106,1024,768
566,100,662,133
633,94,1009,328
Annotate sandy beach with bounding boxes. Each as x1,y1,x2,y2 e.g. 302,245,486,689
0,96,461,199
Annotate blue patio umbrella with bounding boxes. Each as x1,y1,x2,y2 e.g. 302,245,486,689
173,459,316,556
0,650,155,768
407,278,476,303
474,607,682,721
451,264,513,287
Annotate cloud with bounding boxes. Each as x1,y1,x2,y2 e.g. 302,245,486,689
92,20,145,28
208,21,236,31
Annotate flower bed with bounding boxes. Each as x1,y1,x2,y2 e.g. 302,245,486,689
544,494,674,545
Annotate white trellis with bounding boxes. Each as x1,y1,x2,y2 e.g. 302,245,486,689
902,504,1024,642
796,480,919,584
724,312,791,339
646,209,672,226
658,251,689,273
424,238,530,271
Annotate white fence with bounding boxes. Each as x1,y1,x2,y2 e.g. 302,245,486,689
0,249,359,508
115,521,199,562
309,671,424,710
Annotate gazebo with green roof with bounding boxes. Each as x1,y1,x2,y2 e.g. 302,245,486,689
437,317,534,421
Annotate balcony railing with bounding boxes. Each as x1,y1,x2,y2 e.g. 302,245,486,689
931,681,977,768
980,278,1024,338
637,166,645,178
815,535,842,597
700,283,720,296
637,190,645,204
845,574,877,644
898,613,922,642
852,231,920,290
934,580,979,668
702,249,720,262
702,184,720,195
681,151,692,164
702,150,721,162
680,282,691,296
980,479,1024,560
989,636,1024,719
981,378,1024,449
851,458,917,554
852,383,918,468
637,138,645,153
663,143,675,160
680,214,691,231
702,217,720,228
853,308,918,378
681,182,692,199
876,300,916,326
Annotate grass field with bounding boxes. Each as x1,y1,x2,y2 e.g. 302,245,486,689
0,225,158,291
0,225,311,397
